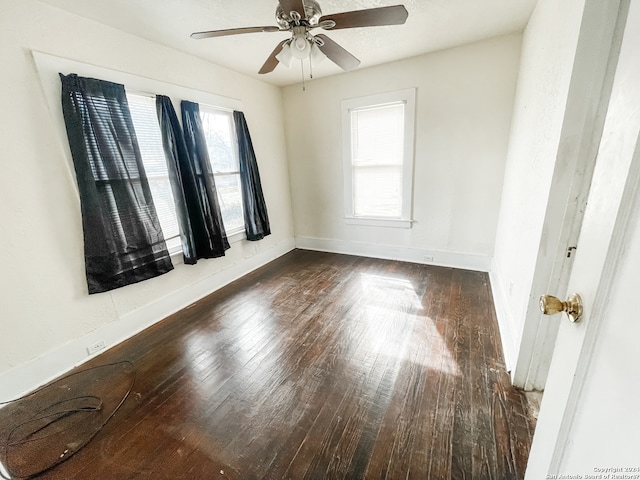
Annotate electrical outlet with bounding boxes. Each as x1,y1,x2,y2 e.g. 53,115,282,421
87,340,106,355
423,256,434,263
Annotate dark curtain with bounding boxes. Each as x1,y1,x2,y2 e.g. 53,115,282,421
154,95,197,264
233,111,271,241
181,101,229,251
60,74,173,294
156,96,229,262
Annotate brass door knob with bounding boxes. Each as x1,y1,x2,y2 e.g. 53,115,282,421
539,293,583,323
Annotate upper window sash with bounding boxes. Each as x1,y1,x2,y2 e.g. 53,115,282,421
199,105,239,173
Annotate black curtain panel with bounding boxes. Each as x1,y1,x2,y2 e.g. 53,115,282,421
60,74,173,294
154,95,197,264
156,96,229,262
181,100,229,250
233,111,271,241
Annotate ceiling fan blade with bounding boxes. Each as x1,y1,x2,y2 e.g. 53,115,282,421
191,26,280,39
278,0,306,18
315,34,360,71
319,5,408,30
259,40,289,74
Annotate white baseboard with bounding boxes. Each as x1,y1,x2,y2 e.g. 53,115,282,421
0,239,295,402
488,257,518,373
294,236,492,272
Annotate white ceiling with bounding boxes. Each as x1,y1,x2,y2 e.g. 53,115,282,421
40,0,537,87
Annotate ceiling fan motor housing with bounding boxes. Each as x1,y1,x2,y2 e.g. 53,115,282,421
276,0,323,28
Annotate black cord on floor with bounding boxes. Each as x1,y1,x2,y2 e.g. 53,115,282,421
0,361,135,480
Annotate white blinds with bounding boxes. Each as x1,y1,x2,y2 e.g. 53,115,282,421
127,94,181,250
350,102,405,218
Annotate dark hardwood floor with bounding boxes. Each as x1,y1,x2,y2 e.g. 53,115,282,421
0,250,536,479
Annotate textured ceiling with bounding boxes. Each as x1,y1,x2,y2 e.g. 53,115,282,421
39,0,537,86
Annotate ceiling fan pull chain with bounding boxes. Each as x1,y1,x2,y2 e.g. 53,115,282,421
301,60,306,91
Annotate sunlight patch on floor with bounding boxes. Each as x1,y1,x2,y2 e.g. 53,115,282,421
357,273,461,376
359,273,424,311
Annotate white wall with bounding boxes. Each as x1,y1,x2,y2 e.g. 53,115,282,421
282,34,521,272
0,1,294,397
490,0,588,372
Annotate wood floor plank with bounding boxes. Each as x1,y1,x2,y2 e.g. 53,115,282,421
451,271,474,480
0,250,536,479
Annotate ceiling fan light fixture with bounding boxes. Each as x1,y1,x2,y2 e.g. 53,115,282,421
310,42,326,64
290,34,311,59
275,41,294,68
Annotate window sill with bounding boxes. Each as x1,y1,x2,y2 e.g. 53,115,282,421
226,230,246,244
167,230,246,264
344,217,413,229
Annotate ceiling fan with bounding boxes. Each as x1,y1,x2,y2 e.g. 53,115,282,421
191,0,408,74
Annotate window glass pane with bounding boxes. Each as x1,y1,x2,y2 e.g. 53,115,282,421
353,165,402,218
127,94,180,246
200,107,245,234
350,101,405,218
200,109,238,173
351,103,404,167
215,173,244,233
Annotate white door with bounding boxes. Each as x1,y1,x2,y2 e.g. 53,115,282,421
526,1,640,476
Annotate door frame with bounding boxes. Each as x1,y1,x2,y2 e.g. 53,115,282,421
512,0,628,391
526,0,639,473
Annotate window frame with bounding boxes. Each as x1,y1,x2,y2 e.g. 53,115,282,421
341,88,416,229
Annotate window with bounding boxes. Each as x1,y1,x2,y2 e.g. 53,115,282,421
342,89,416,228
199,106,245,235
127,95,245,253
127,94,182,251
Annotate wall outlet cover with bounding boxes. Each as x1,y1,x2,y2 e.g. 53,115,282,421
87,340,106,355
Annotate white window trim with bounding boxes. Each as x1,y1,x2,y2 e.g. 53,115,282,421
341,88,416,228
344,217,413,229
